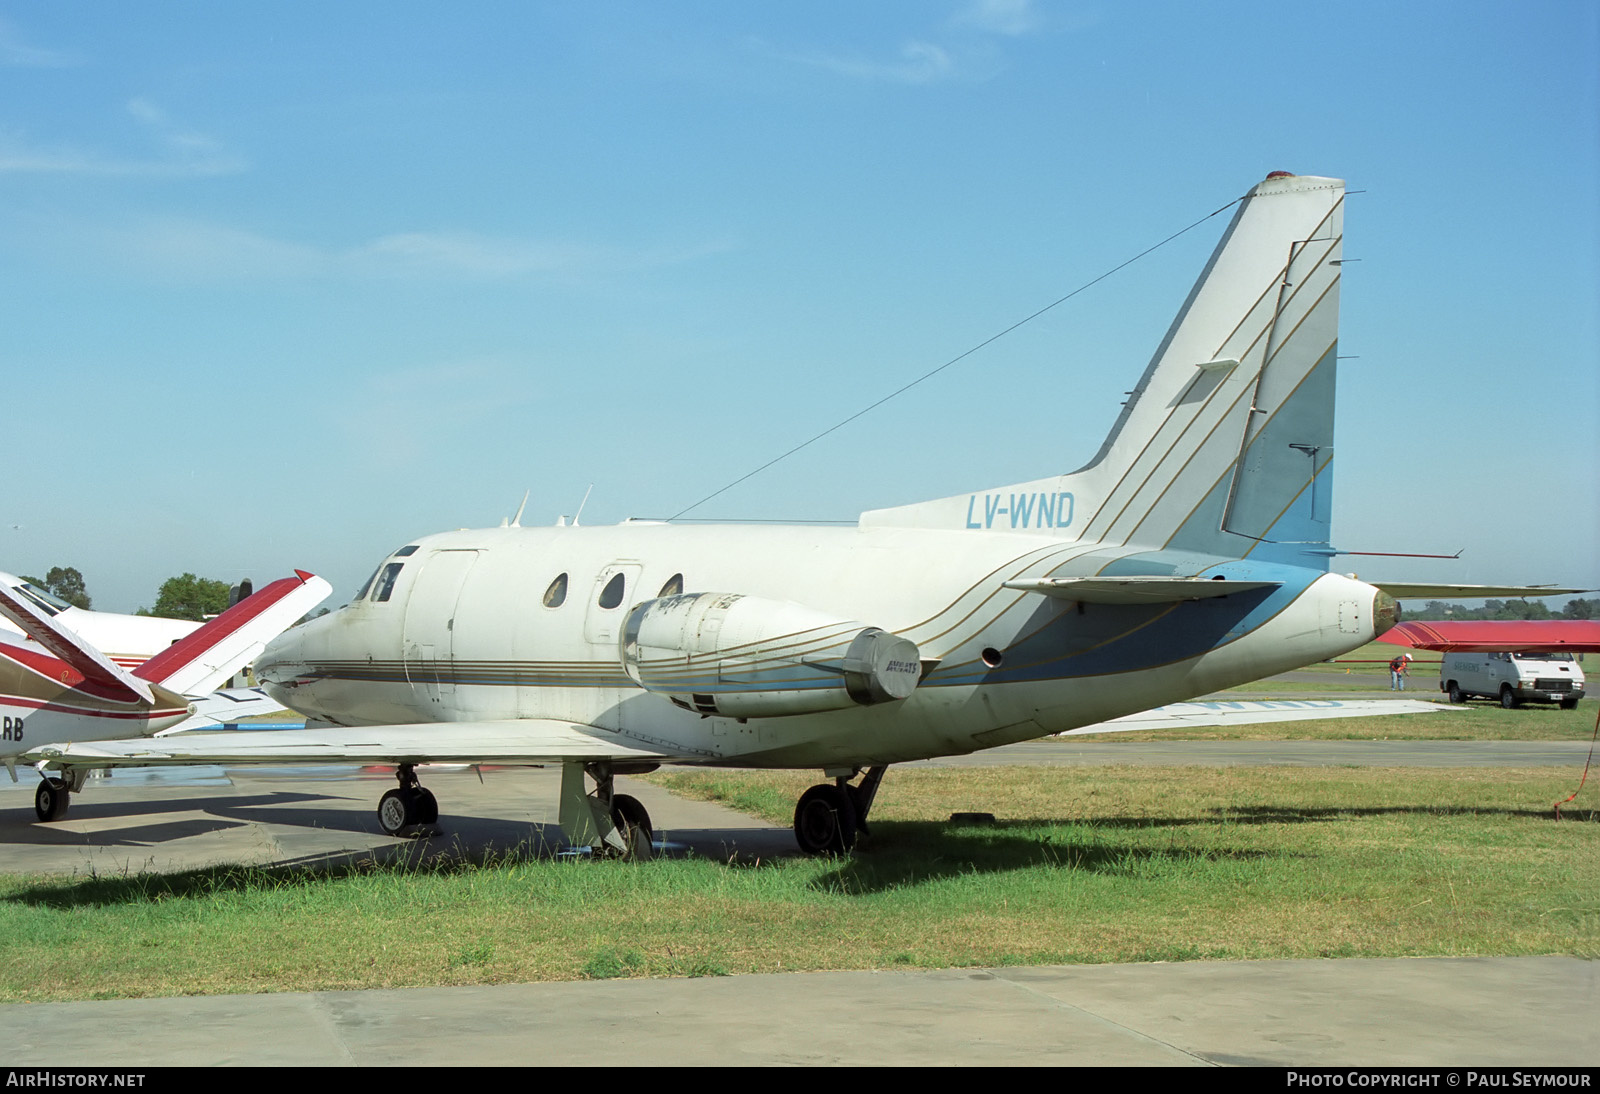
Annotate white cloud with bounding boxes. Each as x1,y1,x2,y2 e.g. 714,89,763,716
0,99,245,177
0,20,78,68
951,0,1042,37
63,217,733,283
794,39,958,85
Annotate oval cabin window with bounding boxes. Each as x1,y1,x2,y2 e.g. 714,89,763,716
543,573,568,608
598,572,626,609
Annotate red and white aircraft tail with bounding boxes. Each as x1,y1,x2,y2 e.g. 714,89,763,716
0,570,331,765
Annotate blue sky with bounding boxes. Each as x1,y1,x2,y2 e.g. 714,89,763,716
4,1,1597,611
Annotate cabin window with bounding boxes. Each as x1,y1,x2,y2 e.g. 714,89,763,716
17,584,70,615
598,572,626,609
658,573,684,597
372,562,404,603
543,573,568,608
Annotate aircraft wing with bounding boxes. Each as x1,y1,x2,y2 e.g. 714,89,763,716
26,719,709,768
1002,577,1280,603
0,584,154,704
1060,698,1452,735
154,686,293,735
1371,583,1590,600
1378,620,1600,653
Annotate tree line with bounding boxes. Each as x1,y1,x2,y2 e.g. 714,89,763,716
21,566,234,621
1399,598,1598,621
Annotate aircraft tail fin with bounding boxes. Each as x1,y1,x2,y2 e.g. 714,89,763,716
133,571,331,696
861,171,1345,568
0,585,155,704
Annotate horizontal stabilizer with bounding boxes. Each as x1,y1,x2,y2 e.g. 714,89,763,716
1061,698,1451,734
27,718,709,768
155,686,290,735
0,585,154,704
1378,621,1600,653
1002,576,1280,604
133,571,331,696
1372,583,1591,600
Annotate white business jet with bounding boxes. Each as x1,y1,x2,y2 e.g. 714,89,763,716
31,172,1567,856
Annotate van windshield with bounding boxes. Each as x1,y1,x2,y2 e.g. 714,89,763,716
1511,651,1573,662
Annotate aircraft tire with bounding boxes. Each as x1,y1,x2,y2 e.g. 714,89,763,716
378,788,416,835
793,784,858,856
610,794,653,861
411,787,439,826
1447,683,1465,704
1500,687,1519,710
34,778,70,823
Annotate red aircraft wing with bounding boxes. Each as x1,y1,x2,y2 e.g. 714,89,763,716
1378,620,1600,653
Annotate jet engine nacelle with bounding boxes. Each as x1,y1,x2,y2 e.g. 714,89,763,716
620,592,921,718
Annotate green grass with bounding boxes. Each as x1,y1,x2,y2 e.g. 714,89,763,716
2,763,1594,1003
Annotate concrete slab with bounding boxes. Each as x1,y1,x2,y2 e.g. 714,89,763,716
8,957,1594,1066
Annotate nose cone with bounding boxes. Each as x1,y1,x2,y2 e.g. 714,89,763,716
255,612,328,698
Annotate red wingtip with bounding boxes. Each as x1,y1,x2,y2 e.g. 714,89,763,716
295,569,315,582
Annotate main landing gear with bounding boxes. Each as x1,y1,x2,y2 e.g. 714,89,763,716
377,764,439,836
793,766,886,856
32,767,86,823
562,761,655,861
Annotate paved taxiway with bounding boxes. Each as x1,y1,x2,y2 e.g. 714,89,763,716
4,733,1596,1066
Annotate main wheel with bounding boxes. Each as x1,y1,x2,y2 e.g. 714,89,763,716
793,784,859,856
610,793,654,861
1447,682,1465,704
1500,686,1519,709
411,787,439,825
34,777,70,822
378,788,417,835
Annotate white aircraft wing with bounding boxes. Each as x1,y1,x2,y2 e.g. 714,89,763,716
1061,698,1453,735
26,719,708,767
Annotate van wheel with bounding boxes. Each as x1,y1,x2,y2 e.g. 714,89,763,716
1560,697,1579,710
1447,683,1465,704
1500,686,1519,709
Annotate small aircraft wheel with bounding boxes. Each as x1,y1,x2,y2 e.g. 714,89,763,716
1447,683,1465,704
378,788,417,835
793,784,858,856
610,793,653,861
411,787,439,826
34,777,70,823
1500,687,1519,710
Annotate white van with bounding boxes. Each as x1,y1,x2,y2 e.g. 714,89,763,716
1440,651,1585,709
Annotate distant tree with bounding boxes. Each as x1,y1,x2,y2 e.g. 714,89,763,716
1563,598,1599,620
141,573,231,621
17,566,91,609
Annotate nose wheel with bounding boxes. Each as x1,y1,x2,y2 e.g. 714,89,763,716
377,764,439,835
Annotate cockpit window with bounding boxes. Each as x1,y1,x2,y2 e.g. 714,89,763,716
394,545,419,557
658,573,683,597
371,562,405,603
354,567,380,601
17,583,71,615
543,573,568,608
598,572,626,610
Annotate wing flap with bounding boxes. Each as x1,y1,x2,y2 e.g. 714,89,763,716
27,719,707,767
